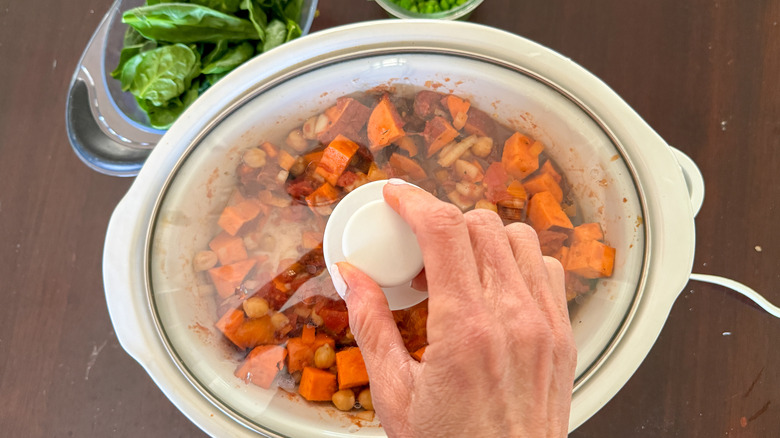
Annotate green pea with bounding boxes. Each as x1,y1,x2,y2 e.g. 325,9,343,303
390,0,471,14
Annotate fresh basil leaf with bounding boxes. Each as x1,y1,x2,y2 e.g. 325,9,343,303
147,0,242,14
206,72,229,85
240,0,268,42
283,0,304,22
122,26,148,47
125,43,200,107
202,41,254,74
119,53,144,92
261,19,286,52
284,17,302,41
201,40,230,67
192,0,242,14
122,4,260,43
112,39,157,80
144,81,200,129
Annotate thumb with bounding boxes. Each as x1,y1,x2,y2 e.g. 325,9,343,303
331,262,416,389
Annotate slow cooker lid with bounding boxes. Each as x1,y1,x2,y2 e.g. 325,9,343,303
146,48,648,435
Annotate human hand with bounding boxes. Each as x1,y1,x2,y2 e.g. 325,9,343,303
331,181,577,438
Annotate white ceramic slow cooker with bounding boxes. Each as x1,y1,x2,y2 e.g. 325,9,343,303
103,20,704,436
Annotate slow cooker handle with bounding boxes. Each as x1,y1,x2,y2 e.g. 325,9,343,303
668,146,705,217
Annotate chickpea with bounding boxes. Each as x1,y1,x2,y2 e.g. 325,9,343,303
471,136,494,157
242,147,267,168
302,116,319,140
193,250,218,272
314,343,336,369
242,297,269,319
332,389,356,411
357,388,374,411
454,159,480,182
276,169,290,185
289,157,306,177
310,311,324,327
475,199,498,213
285,129,309,152
293,305,311,318
270,312,289,330
314,114,329,135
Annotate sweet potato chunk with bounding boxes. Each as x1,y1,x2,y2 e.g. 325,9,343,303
299,367,338,401
336,347,369,390
367,94,405,151
571,222,604,243
523,172,563,203
423,116,459,157
208,232,248,266
286,334,336,373
502,132,544,180
234,345,287,389
317,97,371,144
207,258,257,298
217,199,262,236
566,239,616,279
526,191,573,232
315,134,360,186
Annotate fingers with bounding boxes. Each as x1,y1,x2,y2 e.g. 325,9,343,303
504,223,566,323
463,209,529,307
543,256,569,322
333,262,414,376
383,183,483,307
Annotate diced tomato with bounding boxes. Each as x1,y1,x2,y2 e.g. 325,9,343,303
286,178,316,200
319,307,349,335
483,162,512,203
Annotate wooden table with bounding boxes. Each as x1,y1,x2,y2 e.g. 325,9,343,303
2,0,778,436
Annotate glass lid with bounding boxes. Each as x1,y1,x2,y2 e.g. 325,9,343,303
147,50,647,436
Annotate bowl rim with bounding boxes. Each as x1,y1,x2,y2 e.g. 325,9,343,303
374,0,484,20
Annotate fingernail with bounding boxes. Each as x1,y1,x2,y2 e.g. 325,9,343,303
387,178,409,186
330,264,349,300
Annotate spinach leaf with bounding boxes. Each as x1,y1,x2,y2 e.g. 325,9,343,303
111,41,155,79
240,0,268,42
261,19,286,52
202,41,254,74
283,0,304,22
201,40,230,68
146,0,242,14
122,4,260,43
143,80,201,129
122,26,148,47
123,43,200,107
192,0,242,14
119,52,144,92
206,72,229,85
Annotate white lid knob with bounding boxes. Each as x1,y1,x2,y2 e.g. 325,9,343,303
323,180,427,310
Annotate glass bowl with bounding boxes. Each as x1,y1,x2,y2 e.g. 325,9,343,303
375,0,483,20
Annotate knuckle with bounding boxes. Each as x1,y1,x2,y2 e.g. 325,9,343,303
505,221,541,246
426,202,466,230
464,208,502,226
543,255,564,274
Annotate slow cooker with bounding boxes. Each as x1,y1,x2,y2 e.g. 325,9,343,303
102,20,705,436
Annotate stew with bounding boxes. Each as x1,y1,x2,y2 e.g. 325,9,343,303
193,88,616,411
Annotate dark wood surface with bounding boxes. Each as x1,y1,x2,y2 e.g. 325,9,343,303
1,0,778,436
